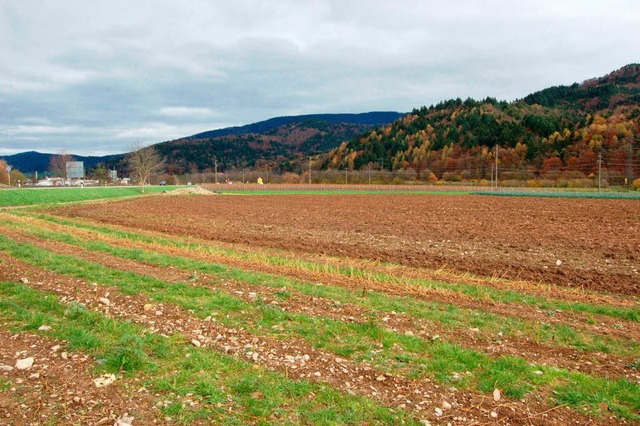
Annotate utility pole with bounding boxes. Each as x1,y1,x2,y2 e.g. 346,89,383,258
242,168,245,184
598,153,602,193
490,163,494,190
214,156,218,184
308,156,312,184
627,139,633,188
368,163,372,185
266,168,269,184
345,168,348,185
495,144,499,190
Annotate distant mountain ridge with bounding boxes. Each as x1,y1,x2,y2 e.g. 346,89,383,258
154,112,405,173
190,112,404,139
5,64,640,183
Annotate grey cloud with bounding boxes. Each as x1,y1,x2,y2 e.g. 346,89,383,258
1,0,640,155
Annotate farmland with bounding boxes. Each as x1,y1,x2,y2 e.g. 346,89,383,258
0,188,639,425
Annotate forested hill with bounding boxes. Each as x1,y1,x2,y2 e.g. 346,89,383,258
155,112,403,173
324,64,640,184
189,112,404,139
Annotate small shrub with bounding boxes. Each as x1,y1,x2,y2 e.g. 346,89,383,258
64,302,87,319
104,334,147,372
633,178,640,191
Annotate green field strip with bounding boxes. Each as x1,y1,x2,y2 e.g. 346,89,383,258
0,282,416,425
221,190,471,196
0,186,172,207
4,215,639,360
473,190,640,200
25,212,640,323
2,236,640,421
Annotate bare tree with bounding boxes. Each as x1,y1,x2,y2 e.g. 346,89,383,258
49,151,75,179
126,141,165,193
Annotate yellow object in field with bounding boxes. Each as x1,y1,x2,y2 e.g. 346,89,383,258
257,177,263,185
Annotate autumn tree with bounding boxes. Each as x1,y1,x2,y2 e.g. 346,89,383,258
49,151,75,179
10,169,26,186
0,160,9,185
403,143,430,180
126,142,166,193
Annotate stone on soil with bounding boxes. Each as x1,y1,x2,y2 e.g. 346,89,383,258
15,357,34,370
493,388,501,401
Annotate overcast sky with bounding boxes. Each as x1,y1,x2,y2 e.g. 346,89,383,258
1,0,639,156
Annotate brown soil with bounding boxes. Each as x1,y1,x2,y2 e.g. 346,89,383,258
0,328,160,425
55,194,640,296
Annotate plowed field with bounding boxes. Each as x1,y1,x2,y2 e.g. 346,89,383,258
57,193,640,295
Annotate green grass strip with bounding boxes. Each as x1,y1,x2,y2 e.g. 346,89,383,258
0,281,416,425
2,236,640,421
0,186,171,207
30,212,640,323
473,190,640,200
221,190,470,196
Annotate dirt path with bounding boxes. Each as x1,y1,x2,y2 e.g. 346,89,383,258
0,253,604,425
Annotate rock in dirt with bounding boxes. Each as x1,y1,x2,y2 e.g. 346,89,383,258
115,413,135,426
442,401,452,410
20,277,29,284
93,374,117,388
493,388,502,401
15,357,34,370
99,297,110,306
38,325,52,331
191,339,201,347
434,407,443,416
0,365,14,372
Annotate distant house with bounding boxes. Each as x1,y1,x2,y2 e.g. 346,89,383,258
108,169,117,181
